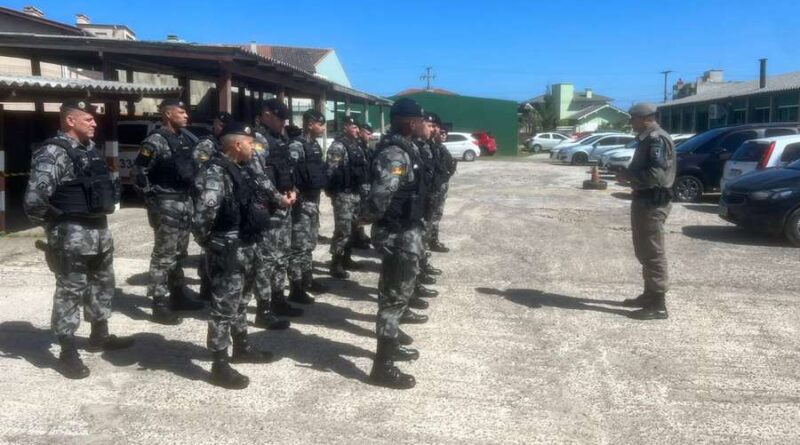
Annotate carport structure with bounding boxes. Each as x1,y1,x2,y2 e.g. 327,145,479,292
0,32,391,231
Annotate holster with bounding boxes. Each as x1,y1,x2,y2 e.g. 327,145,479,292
652,187,673,206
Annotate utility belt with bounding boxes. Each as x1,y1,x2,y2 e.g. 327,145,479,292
55,214,109,229
632,187,672,206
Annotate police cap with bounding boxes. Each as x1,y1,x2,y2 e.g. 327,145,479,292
303,109,326,124
220,121,254,138
425,112,443,126
261,98,291,120
341,115,359,127
390,98,424,119
286,124,302,139
60,99,97,114
212,111,232,124
359,122,374,133
628,103,658,118
159,98,187,110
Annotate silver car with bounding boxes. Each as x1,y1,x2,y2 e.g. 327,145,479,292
526,132,568,153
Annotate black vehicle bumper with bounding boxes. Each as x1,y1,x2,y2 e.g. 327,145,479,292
719,192,793,235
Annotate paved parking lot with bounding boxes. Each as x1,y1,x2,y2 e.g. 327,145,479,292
0,155,798,444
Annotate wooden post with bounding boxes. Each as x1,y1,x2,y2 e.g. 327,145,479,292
0,104,5,232
217,68,232,113
126,69,135,116
345,96,351,116
287,95,294,125
333,101,339,132
178,76,191,111
277,87,286,101
380,106,386,133
316,92,328,149
102,61,121,205
364,100,370,123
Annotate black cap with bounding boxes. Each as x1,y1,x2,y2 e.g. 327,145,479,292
359,122,374,132
425,112,442,125
390,98,424,119
341,115,358,127
286,124,302,138
261,98,291,120
212,111,232,124
159,98,187,110
60,99,96,114
303,109,326,124
220,121,255,138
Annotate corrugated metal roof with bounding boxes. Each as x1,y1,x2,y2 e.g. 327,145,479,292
570,103,630,120
0,74,182,95
660,71,800,107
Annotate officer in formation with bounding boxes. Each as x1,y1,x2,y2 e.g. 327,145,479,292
427,121,457,253
24,100,134,379
352,121,374,249
358,98,435,389
620,103,676,320
193,121,275,389
133,99,204,325
287,110,329,301
326,116,370,278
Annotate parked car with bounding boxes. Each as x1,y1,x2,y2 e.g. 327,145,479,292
672,133,695,147
557,134,634,165
720,161,800,245
720,135,800,192
551,132,620,160
526,132,568,152
444,132,481,161
473,131,497,156
673,123,800,202
599,139,638,169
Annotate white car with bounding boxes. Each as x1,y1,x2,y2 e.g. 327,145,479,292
526,132,568,153
550,133,621,159
444,132,480,161
599,140,637,167
557,134,634,165
720,135,800,191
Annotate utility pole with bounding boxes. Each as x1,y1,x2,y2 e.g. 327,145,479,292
420,66,436,90
660,70,673,103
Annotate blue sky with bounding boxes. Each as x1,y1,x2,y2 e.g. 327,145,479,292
8,0,800,106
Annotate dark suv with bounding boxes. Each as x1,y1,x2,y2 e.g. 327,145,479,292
673,123,800,202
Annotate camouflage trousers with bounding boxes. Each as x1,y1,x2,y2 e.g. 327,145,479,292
147,196,192,300
288,192,320,282
254,208,292,302
373,223,424,340
206,238,257,352
428,182,449,241
631,198,671,295
330,192,361,255
47,222,115,336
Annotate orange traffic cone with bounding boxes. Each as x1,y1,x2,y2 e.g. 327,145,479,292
583,165,607,190
590,166,600,182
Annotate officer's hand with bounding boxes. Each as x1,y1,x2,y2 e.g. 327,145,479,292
279,194,292,208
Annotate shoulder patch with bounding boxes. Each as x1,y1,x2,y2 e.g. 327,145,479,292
139,146,153,157
254,143,265,153
389,161,405,176
198,153,210,162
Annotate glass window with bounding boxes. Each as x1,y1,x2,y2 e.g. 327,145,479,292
540,134,551,139
731,141,771,162
780,143,800,163
596,137,617,146
731,109,746,125
118,123,149,145
448,134,466,142
720,130,759,152
553,134,567,140
777,107,799,122
765,128,797,137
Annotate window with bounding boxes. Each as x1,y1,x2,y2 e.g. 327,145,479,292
731,141,772,162
539,134,551,139
752,107,770,124
765,128,797,137
118,124,149,145
719,130,758,152
619,136,635,145
780,143,800,163
596,137,617,146
777,107,799,122
448,134,467,142
553,134,567,140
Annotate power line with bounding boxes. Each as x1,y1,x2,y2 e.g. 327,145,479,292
660,70,673,103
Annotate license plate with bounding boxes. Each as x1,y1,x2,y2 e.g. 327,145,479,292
718,202,728,218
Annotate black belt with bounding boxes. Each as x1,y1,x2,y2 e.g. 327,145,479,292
632,189,655,199
57,214,108,228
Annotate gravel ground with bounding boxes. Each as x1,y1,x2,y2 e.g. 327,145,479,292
0,155,798,444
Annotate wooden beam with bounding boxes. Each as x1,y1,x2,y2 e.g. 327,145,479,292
125,69,135,116
102,60,121,186
217,68,232,113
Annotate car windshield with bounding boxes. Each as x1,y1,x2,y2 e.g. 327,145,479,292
786,159,800,170
625,139,637,148
675,128,726,153
579,135,604,145
731,141,771,162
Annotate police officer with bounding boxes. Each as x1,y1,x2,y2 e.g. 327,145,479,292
287,110,329,303
428,118,456,253
410,113,441,303
24,100,133,379
193,121,275,389
620,103,676,320
133,99,204,325
358,98,435,389
351,121,374,250
252,99,302,318
326,116,370,278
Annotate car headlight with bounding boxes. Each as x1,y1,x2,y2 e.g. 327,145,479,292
749,189,795,201
612,156,632,161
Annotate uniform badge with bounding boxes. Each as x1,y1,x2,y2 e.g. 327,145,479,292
390,161,405,176
198,153,209,162
254,143,265,152
140,146,153,157
206,198,217,207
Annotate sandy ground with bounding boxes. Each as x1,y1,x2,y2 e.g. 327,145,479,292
0,155,798,444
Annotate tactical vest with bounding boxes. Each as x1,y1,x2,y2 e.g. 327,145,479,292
416,139,436,190
293,137,328,191
376,135,428,230
144,128,197,191
198,135,222,157
208,157,271,244
330,137,369,192
430,141,452,188
263,132,295,192
46,138,116,216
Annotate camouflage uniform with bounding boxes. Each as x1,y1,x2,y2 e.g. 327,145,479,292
23,132,118,336
326,135,369,256
133,128,197,306
288,134,325,281
193,134,222,299
428,141,456,242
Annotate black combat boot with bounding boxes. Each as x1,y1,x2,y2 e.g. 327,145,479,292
152,297,182,325
414,284,439,299
303,270,327,293
231,333,275,364
369,338,416,389
342,248,363,271
420,260,442,277
352,228,372,250
400,308,429,324
329,254,350,279
86,320,134,352
417,273,437,285
408,297,429,310
254,301,290,330
169,286,205,311
628,293,668,320
210,350,249,389
397,328,414,346
429,238,450,253
622,293,654,308
198,261,212,301
392,341,420,361
57,335,90,380
288,280,315,305
271,291,304,317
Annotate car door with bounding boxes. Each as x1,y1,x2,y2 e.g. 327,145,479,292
537,133,550,149
590,136,620,159
777,142,800,167
702,129,758,188
446,134,467,156
549,133,567,149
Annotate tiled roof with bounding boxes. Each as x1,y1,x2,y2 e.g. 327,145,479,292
241,45,330,73
660,71,800,107
0,74,182,95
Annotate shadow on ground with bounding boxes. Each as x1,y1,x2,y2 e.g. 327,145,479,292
682,204,719,214
475,287,631,316
114,289,209,323
0,321,58,372
100,332,211,382
682,225,791,247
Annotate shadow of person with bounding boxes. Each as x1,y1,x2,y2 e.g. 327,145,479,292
682,204,719,214
318,278,377,302
611,192,633,201
113,289,209,323
125,272,200,287
251,328,371,382
475,287,631,316
288,301,375,339
100,332,211,382
0,321,58,371
681,225,789,247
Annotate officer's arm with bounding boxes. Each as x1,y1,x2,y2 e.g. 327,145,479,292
132,134,162,194
358,147,406,224
194,139,214,167
325,142,345,181
628,136,669,188
246,158,285,206
192,165,224,246
23,145,67,226
288,140,303,162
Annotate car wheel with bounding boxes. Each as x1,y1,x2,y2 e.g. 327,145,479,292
571,152,588,165
673,175,703,202
463,150,476,162
532,144,542,153
784,207,800,247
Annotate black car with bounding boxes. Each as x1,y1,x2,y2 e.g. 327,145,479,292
719,162,800,245
673,123,800,202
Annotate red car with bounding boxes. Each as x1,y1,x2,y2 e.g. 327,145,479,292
472,131,497,156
